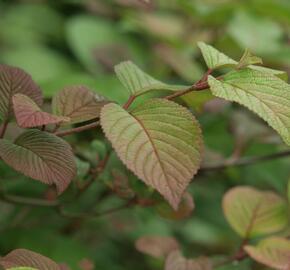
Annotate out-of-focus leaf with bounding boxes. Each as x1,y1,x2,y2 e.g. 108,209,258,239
156,192,195,220
66,16,143,73
13,94,69,128
7,268,37,270
165,250,212,270
100,99,203,209
52,86,107,125
208,69,290,146
135,236,179,258
228,11,283,54
288,179,290,203
0,64,43,122
198,42,237,69
181,90,214,113
1,47,75,83
244,237,290,270
223,186,288,238
0,249,60,270
115,61,187,96
110,169,135,199
0,130,76,194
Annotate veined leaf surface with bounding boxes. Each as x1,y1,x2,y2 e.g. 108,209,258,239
115,61,187,96
223,186,288,238
208,69,290,145
0,130,76,193
0,64,43,122
13,94,69,128
100,99,203,209
52,85,107,124
244,237,290,270
0,249,60,270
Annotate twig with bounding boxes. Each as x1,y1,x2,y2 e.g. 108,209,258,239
0,120,9,139
0,193,59,207
55,121,100,137
201,150,290,171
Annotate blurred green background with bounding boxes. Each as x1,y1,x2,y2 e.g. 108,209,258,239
0,0,290,269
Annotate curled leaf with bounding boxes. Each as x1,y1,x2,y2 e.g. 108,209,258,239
0,130,76,193
0,64,43,122
13,94,69,128
101,99,203,209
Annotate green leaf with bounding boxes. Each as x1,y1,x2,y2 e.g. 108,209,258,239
223,186,288,238
237,48,263,69
244,237,290,270
0,130,76,194
208,69,290,146
288,179,290,203
197,41,237,70
0,64,43,122
52,85,107,125
13,94,69,128
249,65,288,81
100,99,203,209
0,249,60,270
115,61,187,96
135,236,179,259
7,268,38,270
165,250,212,270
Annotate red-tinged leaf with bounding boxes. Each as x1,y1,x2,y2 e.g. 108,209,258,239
0,249,61,270
244,237,290,270
101,99,203,209
165,250,212,270
0,130,76,193
135,236,179,258
0,65,43,122
52,86,107,125
13,94,70,128
157,192,195,220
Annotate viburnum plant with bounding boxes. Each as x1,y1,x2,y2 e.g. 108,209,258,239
0,42,289,270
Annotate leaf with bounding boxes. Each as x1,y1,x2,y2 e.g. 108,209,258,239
52,86,107,125
237,48,263,69
198,42,287,80
135,236,179,258
0,130,76,193
13,94,69,128
0,249,60,270
197,42,237,70
157,192,195,220
7,268,38,270
244,237,290,270
114,61,187,96
222,186,288,238
288,179,290,204
0,64,43,122
100,99,203,209
208,69,290,146
165,250,212,270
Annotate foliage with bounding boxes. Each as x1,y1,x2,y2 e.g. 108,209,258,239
0,1,290,270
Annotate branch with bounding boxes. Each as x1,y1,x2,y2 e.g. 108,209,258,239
0,120,9,139
201,149,290,171
55,121,100,137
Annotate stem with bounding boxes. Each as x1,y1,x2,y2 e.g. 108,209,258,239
55,121,100,137
123,96,136,110
0,120,9,139
201,149,290,171
0,193,59,207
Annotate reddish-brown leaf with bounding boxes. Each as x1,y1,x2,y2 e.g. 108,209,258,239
0,249,60,270
0,65,43,121
13,94,69,128
52,86,107,125
0,129,76,193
